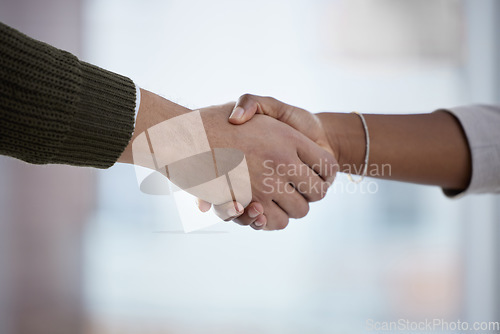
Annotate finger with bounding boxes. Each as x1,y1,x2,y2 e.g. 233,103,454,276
273,182,310,219
212,201,244,221
295,132,338,185
262,200,289,231
229,94,320,141
286,163,327,203
250,214,267,230
233,202,265,227
196,198,212,212
229,94,260,124
229,94,286,124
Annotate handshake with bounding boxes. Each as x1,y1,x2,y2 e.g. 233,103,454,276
0,21,481,232
121,91,353,231
118,90,473,231
195,94,340,231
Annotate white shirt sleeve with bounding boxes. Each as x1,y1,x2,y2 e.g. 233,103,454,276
441,105,500,197
134,83,141,122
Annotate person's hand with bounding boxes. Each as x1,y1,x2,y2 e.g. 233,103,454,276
198,94,337,227
119,90,336,230
198,102,337,230
229,94,334,155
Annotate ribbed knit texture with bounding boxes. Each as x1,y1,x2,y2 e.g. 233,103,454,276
0,22,136,168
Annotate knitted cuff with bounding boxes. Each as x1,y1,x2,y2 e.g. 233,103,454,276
53,62,136,168
0,22,136,168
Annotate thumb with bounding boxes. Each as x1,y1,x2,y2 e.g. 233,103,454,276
228,94,320,143
228,94,262,124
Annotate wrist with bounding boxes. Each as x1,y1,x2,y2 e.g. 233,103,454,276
135,89,191,133
118,89,191,164
199,103,238,148
317,112,366,174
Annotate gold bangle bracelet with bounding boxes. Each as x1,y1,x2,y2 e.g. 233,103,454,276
347,111,370,184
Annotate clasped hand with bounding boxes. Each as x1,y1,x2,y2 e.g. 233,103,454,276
122,91,338,231
197,95,338,230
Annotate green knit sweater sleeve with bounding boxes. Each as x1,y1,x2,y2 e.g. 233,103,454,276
0,21,136,168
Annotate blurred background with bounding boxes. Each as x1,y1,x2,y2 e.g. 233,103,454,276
0,0,499,333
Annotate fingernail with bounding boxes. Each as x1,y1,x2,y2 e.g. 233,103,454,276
254,220,264,227
248,206,261,218
229,106,245,121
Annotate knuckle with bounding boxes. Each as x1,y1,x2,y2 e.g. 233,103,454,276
233,217,250,226
262,95,277,103
240,219,252,226
308,193,322,203
239,93,255,103
295,202,310,219
318,187,327,200
273,217,289,230
306,181,327,202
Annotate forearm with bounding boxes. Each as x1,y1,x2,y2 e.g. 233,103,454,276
117,89,191,165
318,111,472,190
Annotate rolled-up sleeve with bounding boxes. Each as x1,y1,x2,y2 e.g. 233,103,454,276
441,105,500,197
